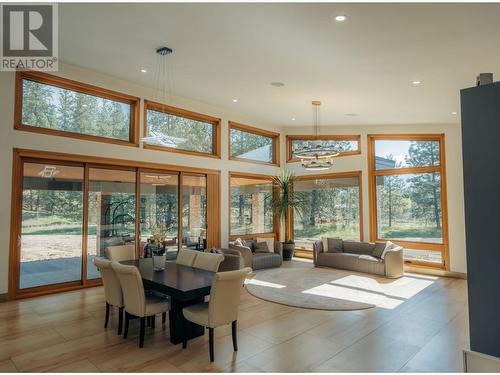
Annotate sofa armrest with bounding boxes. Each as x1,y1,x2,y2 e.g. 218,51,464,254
229,244,253,269
384,247,404,278
313,240,323,265
274,241,283,257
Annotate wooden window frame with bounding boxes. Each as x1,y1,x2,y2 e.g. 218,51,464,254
14,71,140,146
291,171,364,256
9,148,221,300
143,100,221,159
367,134,450,270
286,134,361,163
228,121,280,166
228,171,280,241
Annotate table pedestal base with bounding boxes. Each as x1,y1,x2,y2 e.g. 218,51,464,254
169,296,205,344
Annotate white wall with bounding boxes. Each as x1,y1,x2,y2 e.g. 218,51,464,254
0,63,282,295
284,124,467,274
0,63,467,295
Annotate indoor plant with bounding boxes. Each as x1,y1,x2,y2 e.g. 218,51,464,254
270,170,305,260
151,224,167,271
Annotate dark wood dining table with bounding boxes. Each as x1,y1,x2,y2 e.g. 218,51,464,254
121,258,215,344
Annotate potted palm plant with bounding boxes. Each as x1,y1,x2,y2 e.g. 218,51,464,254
270,170,305,260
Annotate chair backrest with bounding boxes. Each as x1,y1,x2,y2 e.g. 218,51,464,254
111,261,146,317
105,244,136,262
208,267,251,327
176,248,199,267
193,251,224,272
93,257,123,308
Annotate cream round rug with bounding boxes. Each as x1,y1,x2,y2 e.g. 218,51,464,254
245,266,429,311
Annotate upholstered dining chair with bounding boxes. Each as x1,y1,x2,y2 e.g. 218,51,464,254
92,256,124,335
105,244,136,262
176,248,199,267
182,267,251,362
193,252,224,272
111,261,170,348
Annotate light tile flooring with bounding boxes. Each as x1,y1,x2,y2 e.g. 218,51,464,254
0,260,469,372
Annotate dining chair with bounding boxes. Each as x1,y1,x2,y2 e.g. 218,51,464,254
92,256,124,335
176,248,199,267
105,244,136,262
193,252,224,272
111,261,170,348
182,267,252,362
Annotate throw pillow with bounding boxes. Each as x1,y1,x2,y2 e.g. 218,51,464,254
255,241,270,253
244,240,256,252
321,237,343,253
381,241,399,259
233,238,244,247
256,237,274,253
373,242,387,258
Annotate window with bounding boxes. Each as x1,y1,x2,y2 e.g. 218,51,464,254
229,122,280,165
182,175,207,250
15,71,139,145
286,135,361,162
229,173,275,236
293,172,362,251
143,100,221,158
368,134,449,268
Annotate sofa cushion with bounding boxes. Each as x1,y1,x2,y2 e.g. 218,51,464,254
244,240,257,252
255,241,271,253
343,241,375,256
321,237,343,253
372,242,387,258
252,252,282,270
256,237,274,253
316,252,385,276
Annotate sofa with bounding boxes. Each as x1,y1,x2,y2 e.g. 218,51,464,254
313,238,404,278
229,239,283,270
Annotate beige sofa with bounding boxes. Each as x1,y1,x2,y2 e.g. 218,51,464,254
229,240,283,270
313,239,404,278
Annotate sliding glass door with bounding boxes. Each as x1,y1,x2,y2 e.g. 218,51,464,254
20,162,84,289
181,174,207,250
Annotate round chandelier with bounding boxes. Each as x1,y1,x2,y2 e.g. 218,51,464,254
295,101,343,171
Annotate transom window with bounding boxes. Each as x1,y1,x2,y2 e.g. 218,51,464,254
15,71,139,145
368,134,449,269
229,122,279,165
143,100,221,158
286,135,361,162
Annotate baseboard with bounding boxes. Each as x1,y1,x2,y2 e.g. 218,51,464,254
405,265,467,279
464,350,500,372
0,293,8,303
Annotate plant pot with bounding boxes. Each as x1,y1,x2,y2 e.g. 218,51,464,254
153,254,166,271
282,243,295,260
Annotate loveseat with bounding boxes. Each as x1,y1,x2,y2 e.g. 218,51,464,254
313,238,404,278
229,239,283,270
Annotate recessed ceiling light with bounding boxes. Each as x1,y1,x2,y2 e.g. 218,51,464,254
412,80,422,85
271,82,285,87
451,111,457,115
82,104,88,107
232,99,238,103
140,68,147,73
335,15,347,22
346,113,357,117
291,117,296,121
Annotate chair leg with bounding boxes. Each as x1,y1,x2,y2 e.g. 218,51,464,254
139,317,146,348
104,302,110,328
162,312,166,324
117,307,123,335
182,319,188,349
151,315,156,329
231,320,238,351
147,316,151,327
209,327,214,362
123,311,130,339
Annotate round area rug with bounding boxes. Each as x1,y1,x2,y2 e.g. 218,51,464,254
245,267,406,311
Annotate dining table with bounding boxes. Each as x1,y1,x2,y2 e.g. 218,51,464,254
121,258,215,344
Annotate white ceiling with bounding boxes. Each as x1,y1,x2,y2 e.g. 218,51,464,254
59,3,500,127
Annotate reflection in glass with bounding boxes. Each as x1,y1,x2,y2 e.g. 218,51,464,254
374,140,440,170
230,177,273,235
293,176,360,250
140,172,179,258
87,168,136,279
182,175,207,250
230,128,274,163
20,163,84,289
376,173,442,243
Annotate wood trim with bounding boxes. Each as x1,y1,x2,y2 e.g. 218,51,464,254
14,148,221,175
228,121,280,167
286,134,361,163
367,134,449,270
228,171,278,239
81,165,89,283
8,150,23,300
14,280,103,300
294,249,313,259
135,169,141,259
292,170,364,250
14,71,140,147
206,174,221,248
143,100,221,159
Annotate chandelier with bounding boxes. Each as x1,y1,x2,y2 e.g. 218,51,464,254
295,101,342,171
